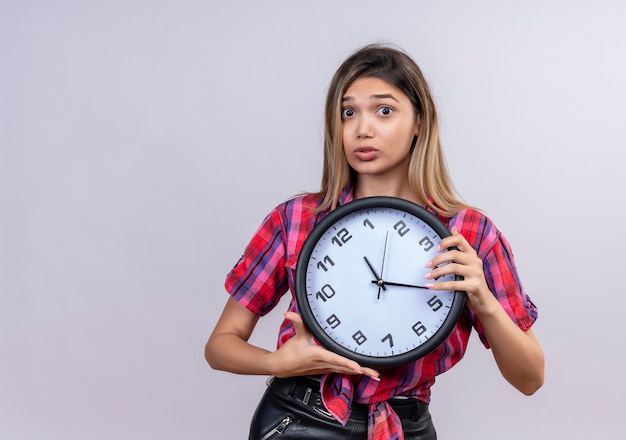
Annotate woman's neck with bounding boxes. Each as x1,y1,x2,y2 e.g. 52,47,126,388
353,177,421,205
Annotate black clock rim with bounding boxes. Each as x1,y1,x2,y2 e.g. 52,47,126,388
294,196,467,368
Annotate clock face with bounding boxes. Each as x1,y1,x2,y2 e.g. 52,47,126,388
295,197,465,368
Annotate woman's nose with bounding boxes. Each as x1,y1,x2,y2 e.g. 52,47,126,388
356,115,374,139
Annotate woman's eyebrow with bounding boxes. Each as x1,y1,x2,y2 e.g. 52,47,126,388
341,94,400,102
372,93,399,102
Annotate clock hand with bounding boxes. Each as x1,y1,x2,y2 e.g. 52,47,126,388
363,256,387,292
378,231,389,299
370,280,429,289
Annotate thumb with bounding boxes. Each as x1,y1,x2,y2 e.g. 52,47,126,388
284,311,310,338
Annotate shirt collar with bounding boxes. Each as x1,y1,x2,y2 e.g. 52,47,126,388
337,185,448,223
337,183,354,206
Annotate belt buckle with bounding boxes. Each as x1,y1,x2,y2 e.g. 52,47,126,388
313,405,334,419
308,392,334,420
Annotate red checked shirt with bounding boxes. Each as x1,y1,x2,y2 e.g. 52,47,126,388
225,186,538,440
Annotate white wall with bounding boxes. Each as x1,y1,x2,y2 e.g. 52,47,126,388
1,1,625,438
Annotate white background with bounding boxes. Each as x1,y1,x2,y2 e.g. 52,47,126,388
1,1,625,439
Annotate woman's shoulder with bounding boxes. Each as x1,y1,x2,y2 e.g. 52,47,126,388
274,192,324,212
450,207,495,228
266,192,324,224
449,208,502,255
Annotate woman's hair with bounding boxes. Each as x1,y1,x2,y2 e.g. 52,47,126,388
315,43,469,217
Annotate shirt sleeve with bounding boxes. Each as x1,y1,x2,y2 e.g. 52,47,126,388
224,206,289,316
453,210,538,348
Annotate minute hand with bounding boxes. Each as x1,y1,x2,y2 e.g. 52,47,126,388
370,280,429,289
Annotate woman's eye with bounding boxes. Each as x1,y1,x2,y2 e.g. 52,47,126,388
377,106,393,116
341,108,354,118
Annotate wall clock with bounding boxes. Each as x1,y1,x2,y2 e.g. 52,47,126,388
295,197,466,368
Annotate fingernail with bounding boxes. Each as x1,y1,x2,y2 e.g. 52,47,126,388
423,272,432,280
425,283,434,289
425,260,433,268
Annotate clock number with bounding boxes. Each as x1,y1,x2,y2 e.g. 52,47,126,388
316,255,335,272
352,330,367,346
393,220,410,237
412,321,427,337
419,236,435,252
326,314,341,329
331,228,352,247
363,218,375,229
315,284,336,302
381,333,394,348
427,295,443,311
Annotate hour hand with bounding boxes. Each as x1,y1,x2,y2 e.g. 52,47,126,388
372,280,429,289
364,256,386,291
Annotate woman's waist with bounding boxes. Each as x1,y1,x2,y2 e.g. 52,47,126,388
268,375,430,419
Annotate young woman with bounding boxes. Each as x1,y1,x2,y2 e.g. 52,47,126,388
205,43,544,440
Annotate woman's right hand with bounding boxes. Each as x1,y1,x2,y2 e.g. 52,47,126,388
206,298,379,381
269,312,380,381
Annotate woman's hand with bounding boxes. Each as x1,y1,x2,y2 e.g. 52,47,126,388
423,227,544,395
270,312,380,381
205,297,379,381
423,226,498,315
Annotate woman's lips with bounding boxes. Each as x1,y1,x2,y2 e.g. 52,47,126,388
354,147,378,161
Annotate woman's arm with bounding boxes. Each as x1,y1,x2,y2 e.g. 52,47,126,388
473,308,544,395
205,296,380,379
425,228,544,395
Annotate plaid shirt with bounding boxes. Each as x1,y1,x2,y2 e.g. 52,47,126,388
225,186,538,440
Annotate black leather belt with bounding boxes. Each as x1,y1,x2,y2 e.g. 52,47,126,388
267,376,426,422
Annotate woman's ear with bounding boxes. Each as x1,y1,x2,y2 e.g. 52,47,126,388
412,115,421,140
410,135,418,153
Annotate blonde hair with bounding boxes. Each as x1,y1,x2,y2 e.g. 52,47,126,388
315,43,469,217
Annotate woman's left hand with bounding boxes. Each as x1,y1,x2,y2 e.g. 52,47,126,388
424,227,545,395
423,226,497,315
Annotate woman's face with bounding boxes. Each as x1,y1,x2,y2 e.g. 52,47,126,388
341,76,419,183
